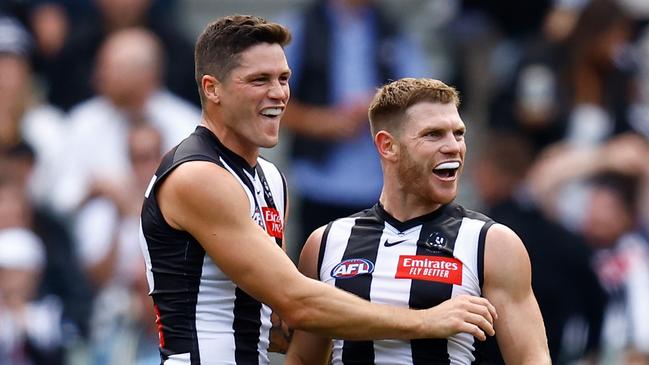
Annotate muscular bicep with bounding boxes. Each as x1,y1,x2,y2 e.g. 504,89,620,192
157,161,304,309
482,224,550,365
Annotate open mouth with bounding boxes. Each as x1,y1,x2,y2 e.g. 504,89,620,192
433,161,461,179
260,107,283,119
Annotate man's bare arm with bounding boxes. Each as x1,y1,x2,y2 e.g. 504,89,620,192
483,224,551,364
285,227,335,365
158,161,497,340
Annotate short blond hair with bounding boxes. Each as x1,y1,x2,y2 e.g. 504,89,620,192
368,78,460,136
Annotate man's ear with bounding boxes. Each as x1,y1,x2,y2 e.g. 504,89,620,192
375,130,399,162
202,75,220,104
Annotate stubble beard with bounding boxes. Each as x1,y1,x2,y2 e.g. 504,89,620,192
396,148,457,206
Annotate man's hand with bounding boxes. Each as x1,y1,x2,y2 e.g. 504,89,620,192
268,312,292,353
424,294,498,341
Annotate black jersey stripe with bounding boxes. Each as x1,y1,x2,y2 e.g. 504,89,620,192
336,215,384,364
233,288,262,364
477,221,493,289
409,208,462,365
149,242,206,364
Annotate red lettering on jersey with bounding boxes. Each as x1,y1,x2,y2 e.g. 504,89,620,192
262,207,283,238
154,303,165,347
395,255,463,285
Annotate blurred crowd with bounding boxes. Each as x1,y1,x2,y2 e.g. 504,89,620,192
0,0,648,364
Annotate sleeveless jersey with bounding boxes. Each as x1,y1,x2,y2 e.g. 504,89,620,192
318,203,494,365
139,126,287,365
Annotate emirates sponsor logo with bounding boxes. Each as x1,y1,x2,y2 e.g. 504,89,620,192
395,255,462,285
262,207,283,238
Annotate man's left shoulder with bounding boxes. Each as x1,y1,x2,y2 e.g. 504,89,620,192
447,203,494,224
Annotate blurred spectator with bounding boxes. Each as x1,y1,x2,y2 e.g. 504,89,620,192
0,16,91,337
51,28,199,215
280,0,431,252
0,227,63,365
563,0,635,147
488,0,637,154
472,132,607,364
74,123,161,365
585,172,649,364
526,133,649,363
46,0,196,110
0,146,92,341
487,6,571,154
74,123,161,290
526,133,649,225
28,2,69,59
0,15,66,207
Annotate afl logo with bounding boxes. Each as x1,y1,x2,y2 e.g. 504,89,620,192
331,258,375,279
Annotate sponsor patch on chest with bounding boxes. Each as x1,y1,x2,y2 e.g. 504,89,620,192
331,258,375,279
262,207,283,238
395,255,462,285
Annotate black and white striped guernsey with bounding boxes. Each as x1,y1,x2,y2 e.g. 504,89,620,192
318,202,494,365
139,126,287,365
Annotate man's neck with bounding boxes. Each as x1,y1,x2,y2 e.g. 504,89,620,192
200,114,259,167
378,188,442,223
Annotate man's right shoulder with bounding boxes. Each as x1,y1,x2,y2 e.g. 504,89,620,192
156,160,247,230
162,160,231,191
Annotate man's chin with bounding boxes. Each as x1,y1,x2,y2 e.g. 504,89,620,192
259,137,279,149
433,190,458,205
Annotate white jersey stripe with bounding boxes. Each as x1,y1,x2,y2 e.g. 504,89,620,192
139,218,155,294
196,254,237,364
372,225,419,364
320,218,357,285
221,157,256,215
164,353,191,364
258,304,272,363
448,217,485,364
322,217,359,364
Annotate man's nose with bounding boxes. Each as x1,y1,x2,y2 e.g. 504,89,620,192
268,81,289,100
440,134,462,154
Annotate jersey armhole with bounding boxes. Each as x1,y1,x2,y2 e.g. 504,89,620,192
478,221,495,290
317,222,334,281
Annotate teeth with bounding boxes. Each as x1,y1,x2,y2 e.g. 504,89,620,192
261,107,282,117
434,161,460,170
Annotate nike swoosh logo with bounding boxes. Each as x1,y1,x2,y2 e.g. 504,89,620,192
383,239,407,247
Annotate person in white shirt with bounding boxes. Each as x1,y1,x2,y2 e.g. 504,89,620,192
0,16,67,208
51,27,200,215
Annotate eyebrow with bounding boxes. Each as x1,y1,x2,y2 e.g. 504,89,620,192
245,69,291,78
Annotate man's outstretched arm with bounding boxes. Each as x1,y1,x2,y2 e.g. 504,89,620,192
483,224,551,364
158,161,498,340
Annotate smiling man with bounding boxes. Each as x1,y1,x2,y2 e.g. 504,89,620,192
139,17,502,365
286,78,551,365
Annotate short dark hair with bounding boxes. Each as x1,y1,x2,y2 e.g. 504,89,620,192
194,15,292,103
368,78,460,137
